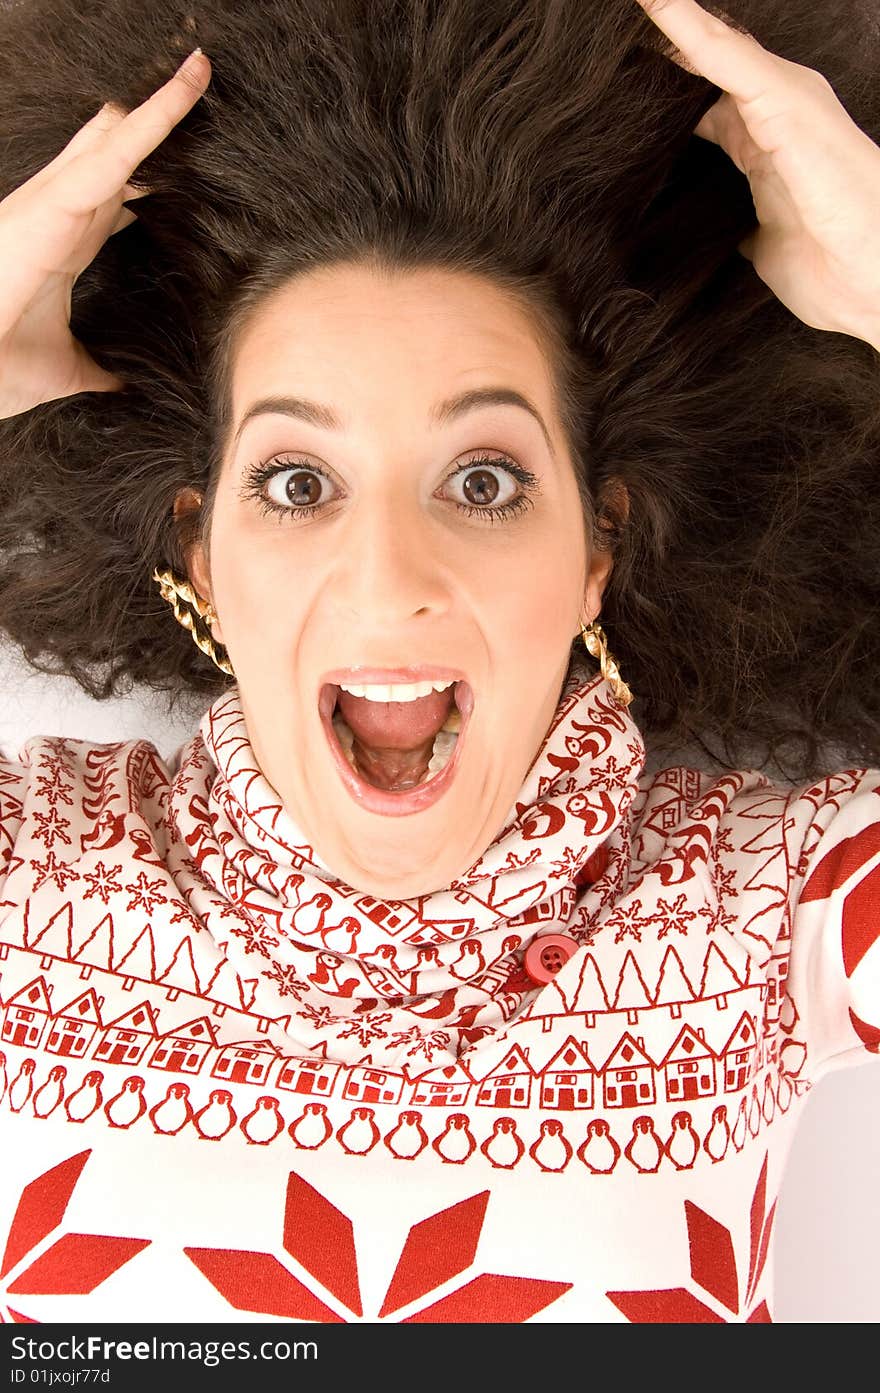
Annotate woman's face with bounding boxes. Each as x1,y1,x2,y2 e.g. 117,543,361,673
185,262,611,898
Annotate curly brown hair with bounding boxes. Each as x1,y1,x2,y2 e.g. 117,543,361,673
0,0,878,779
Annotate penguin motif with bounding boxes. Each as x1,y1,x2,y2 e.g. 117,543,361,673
149,1081,194,1135
703,1104,731,1163
105,1075,147,1129
0,1050,7,1105
65,1070,104,1123
8,1058,36,1113
761,1073,777,1124
731,1095,748,1152
32,1064,67,1119
776,1070,794,1114
432,1113,476,1165
193,1089,238,1140
577,1118,621,1174
664,1110,700,1170
529,1117,573,1172
449,939,485,981
623,1116,664,1173
292,891,333,938
320,916,361,955
480,1116,525,1169
336,1106,380,1155
288,1101,333,1150
384,1110,429,1160
240,1095,285,1145
747,1085,762,1138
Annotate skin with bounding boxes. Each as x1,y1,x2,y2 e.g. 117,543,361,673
180,262,612,900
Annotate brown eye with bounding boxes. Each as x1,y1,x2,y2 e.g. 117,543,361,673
284,470,323,506
461,468,501,506
263,466,331,510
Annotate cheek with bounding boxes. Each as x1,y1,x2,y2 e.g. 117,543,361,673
208,517,310,659
492,524,585,648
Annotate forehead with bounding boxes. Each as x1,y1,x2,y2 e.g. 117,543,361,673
229,263,556,411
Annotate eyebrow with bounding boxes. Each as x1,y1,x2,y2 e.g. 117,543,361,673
232,386,555,457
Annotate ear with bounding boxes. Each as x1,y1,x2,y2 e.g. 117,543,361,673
579,480,629,631
581,544,614,626
172,487,225,645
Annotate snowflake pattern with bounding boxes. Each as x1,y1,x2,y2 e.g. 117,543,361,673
184,1173,572,1322
31,807,72,850
0,1151,149,1323
388,1027,453,1062
655,893,698,940
28,851,79,893
124,871,168,914
229,918,280,958
607,898,650,944
82,861,124,907
606,1153,775,1322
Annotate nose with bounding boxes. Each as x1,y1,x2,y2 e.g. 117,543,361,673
334,489,453,626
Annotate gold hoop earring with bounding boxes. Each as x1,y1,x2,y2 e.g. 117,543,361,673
152,566,235,677
580,621,633,707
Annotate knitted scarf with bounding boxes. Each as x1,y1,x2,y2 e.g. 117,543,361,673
167,650,646,1073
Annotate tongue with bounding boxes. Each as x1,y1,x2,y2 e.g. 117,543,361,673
337,686,455,748
336,686,456,790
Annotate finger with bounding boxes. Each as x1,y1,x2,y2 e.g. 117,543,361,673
109,207,139,235
632,0,785,104
122,182,155,200
21,102,129,193
54,49,211,215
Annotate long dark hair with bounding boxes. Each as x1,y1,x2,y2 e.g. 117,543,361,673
0,0,878,779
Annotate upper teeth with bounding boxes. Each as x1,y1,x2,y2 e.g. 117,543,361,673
338,680,455,703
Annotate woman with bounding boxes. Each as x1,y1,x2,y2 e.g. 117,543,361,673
0,0,877,1323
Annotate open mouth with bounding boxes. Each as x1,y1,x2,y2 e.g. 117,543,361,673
318,678,473,816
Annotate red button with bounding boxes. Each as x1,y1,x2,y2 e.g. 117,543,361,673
523,933,579,985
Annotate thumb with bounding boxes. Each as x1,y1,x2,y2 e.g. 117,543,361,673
79,365,128,396
738,231,757,262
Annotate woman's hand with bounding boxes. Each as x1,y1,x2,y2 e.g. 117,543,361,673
633,0,880,350
0,47,211,421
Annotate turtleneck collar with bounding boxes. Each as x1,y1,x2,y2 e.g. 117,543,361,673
179,650,645,1071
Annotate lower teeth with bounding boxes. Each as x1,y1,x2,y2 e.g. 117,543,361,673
332,714,459,788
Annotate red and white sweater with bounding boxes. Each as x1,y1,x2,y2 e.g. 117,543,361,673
0,657,878,1324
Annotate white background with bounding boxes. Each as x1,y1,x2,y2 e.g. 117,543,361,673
0,642,878,1321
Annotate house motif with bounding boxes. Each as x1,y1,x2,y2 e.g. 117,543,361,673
2,977,52,1050
660,1024,717,1103
539,1036,594,1110
342,1063,406,1106
353,895,418,937
475,1043,533,1110
93,1000,159,1066
763,951,790,1031
409,1060,474,1107
602,1033,656,1109
212,1038,281,1087
720,1013,759,1092
402,917,475,946
276,1053,343,1098
45,988,102,1059
149,1015,217,1074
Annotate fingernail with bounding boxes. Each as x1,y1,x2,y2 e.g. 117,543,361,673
178,47,209,80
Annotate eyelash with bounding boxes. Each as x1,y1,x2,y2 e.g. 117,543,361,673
239,453,539,525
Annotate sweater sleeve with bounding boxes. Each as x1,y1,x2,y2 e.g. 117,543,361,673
785,768,880,1078
0,745,29,906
